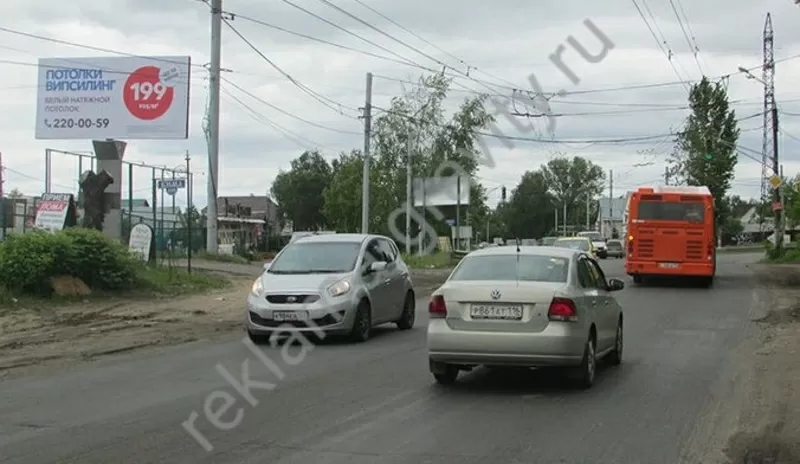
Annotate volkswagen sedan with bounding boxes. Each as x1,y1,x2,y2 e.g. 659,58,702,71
426,246,625,388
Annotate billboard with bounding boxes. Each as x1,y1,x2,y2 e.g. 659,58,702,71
35,55,191,140
412,176,471,207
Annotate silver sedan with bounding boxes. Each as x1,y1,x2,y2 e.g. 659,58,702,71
426,246,625,388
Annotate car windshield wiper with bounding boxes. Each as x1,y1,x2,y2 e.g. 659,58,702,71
267,270,309,274
268,269,345,274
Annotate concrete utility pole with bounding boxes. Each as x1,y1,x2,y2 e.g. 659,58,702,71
205,0,222,253
585,194,590,229
361,73,373,233
664,166,670,185
609,169,614,221
405,127,412,253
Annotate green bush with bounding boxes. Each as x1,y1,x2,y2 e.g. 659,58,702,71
0,228,139,295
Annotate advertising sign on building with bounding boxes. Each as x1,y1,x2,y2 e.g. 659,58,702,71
34,193,75,231
35,55,191,140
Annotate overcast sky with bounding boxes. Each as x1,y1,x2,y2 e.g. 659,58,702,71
2,0,800,209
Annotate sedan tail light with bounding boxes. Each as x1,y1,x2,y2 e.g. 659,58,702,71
429,295,447,318
548,297,578,322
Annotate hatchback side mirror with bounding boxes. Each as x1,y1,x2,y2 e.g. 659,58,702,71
608,278,624,291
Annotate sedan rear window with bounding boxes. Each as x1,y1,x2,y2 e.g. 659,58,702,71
449,255,570,282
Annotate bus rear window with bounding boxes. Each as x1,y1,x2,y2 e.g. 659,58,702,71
636,201,705,222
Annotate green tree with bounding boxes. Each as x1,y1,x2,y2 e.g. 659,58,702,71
540,154,605,232
668,77,739,223
367,73,494,242
501,170,556,238
270,150,332,230
323,150,367,232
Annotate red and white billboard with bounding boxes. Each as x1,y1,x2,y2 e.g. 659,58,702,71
34,193,71,231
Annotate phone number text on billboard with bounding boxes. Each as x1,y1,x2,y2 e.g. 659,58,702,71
34,55,191,140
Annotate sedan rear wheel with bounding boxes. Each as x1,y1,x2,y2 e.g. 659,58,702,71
608,319,623,365
572,336,596,389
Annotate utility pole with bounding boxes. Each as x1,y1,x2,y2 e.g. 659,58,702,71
0,151,4,240
361,72,372,233
609,169,614,221
773,107,783,251
205,0,222,253
405,127,412,254
761,13,775,235
585,194,590,229
664,166,670,185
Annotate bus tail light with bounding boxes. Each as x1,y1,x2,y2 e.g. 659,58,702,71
707,242,714,260
627,235,634,255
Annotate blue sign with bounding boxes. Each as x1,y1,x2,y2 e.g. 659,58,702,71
157,178,186,195
445,219,456,226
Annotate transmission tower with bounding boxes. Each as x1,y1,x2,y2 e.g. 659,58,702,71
760,13,775,229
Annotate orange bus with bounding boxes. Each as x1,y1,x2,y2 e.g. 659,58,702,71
625,186,716,287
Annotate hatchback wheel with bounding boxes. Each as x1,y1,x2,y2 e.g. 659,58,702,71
396,292,415,330
247,330,269,345
572,336,596,389
432,365,459,385
349,301,371,342
608,319,623,365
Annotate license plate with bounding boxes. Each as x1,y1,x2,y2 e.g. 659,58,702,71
470,304,523,320
659,262,679,268
273,311,309,322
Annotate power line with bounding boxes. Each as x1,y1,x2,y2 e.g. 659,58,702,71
221,18,357,117
222,77,362,136
630,0,691,90
668,0,704,75
220,86,323,149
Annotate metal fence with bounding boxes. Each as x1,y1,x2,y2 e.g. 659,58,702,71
0,147,203,253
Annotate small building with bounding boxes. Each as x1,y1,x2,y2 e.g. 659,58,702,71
597,193,631,238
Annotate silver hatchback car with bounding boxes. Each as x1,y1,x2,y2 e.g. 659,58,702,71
427,246,625,388
246,234,416,343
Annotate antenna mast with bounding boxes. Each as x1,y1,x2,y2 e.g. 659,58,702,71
760,13,775,231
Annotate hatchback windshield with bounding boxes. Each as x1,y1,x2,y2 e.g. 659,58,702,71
449,255,569,282
578,232,603,242
553,239,590,252
268,242,361,274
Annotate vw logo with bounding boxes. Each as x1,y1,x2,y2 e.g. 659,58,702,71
490,289,501,300
286,296,297,303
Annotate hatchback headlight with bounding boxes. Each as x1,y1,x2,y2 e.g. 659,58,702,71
251,278,264,296
328,278,351,297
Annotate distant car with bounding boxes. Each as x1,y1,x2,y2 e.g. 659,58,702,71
426,246,625,388
247,234,416,343
606,239,624,258
552,237,597,257
577,231,608,259
541,236,558,246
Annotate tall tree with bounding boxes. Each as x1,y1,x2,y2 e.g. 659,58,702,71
361,73,494,241
540,154,605,230
270,150,332,230
322,150,367,232
501,170,556,238
668,77,739,221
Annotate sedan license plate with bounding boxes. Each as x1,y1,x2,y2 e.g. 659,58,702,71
659,262,679,269
273,311,309,322
470,304,523,320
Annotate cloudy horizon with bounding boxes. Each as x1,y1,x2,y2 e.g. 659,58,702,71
2,0,800,210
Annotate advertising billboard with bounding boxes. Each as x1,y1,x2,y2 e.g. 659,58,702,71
35,55,191,140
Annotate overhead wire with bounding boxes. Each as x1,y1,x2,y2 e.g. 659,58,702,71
220,17,358,118
668,0,704,75
348,0,519,88
629,0,692,91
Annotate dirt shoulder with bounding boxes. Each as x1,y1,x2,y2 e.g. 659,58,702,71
680,264,800,464
0,266,451,378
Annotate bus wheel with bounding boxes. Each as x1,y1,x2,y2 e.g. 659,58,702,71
700,276,714,288
633,275,643,284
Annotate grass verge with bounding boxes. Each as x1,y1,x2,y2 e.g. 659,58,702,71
194,251,251,264
402,252,459,269
136,265,230,295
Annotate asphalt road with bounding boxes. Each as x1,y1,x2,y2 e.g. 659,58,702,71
0,253,762,464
